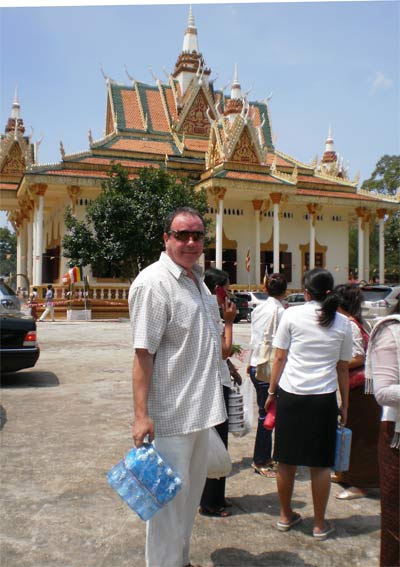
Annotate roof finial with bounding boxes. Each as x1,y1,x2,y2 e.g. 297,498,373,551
11,85,20,119
188,4,195,28
182,4,199,53
231,63,242,100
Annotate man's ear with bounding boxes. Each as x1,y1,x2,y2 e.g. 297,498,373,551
163,232,169,247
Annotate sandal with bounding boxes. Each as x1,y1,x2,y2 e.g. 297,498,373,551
277,512,303,532
313,522,335,541
336,487,367,500
251,463,277,478
199,506,232,518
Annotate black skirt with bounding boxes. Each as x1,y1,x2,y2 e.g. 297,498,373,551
273,388,338,467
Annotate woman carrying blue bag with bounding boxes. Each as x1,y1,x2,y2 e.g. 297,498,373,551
265,268,352,541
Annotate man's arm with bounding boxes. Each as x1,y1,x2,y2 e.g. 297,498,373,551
132,348,155,447
336,359,349,426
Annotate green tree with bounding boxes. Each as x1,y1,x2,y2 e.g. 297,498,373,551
62,164,210,280
360,155,400,281
0,226,16,277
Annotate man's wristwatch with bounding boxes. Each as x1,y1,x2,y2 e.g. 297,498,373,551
268,390,276,396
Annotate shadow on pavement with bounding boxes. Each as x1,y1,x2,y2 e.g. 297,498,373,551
1,370,60,388
227,494,306,517
211,548,315,566
0,405,6,430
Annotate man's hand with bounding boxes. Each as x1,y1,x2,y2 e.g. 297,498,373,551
132,416,155,448
222,296,236,324
338,405,348,426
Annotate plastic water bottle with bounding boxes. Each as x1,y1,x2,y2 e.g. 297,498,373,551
107,444,182,521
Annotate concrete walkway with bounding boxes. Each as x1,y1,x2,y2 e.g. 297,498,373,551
0,320,380,567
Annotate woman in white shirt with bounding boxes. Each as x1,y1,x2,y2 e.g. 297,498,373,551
266,268,352,540
366,316,399,567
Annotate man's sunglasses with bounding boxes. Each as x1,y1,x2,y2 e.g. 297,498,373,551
167,230,205,242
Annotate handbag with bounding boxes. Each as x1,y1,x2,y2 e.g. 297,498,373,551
256,307,278,382
333,426,352,472
207,427,232,479
107,443,182,521
263,399,276,430
349,366,365,390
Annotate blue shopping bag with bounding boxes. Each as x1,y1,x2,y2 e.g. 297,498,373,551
333,426,352,472
107,443,182,521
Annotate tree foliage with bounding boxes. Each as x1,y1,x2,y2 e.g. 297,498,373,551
62,165,209,280
360,154,400,196
352,154,400,281
0,226,16,276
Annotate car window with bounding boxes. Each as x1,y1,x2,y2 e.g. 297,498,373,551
0,282,16,296
362,288,391,301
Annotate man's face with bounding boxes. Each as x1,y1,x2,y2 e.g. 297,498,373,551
163,213,204,271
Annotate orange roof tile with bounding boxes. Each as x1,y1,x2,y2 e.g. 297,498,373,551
251,106,262,128
43,169,140,180
165,88,178,122
224,171,283,183
80,157,160,168
121,90,144,130
0,182,18,190
109,138,176,155
146,90,170,133
296,188,377,200
184,138,209,152
297,174,350,188
266,153,293,167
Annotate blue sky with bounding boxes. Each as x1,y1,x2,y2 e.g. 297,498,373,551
1,1,399,227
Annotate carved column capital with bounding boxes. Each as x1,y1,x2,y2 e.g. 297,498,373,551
355,206,367,219
67,185,82,200
377,208,387,220
209,187,227,208
30,183,48,197
252,199,264,211
270,192,282,205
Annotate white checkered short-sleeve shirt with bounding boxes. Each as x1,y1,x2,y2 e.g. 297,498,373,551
129,252,227,437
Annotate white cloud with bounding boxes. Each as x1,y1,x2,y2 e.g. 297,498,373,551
370,70,394,94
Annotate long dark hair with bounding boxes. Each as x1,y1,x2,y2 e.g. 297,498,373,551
204,268,229,294
334,284,364,325
303,268,339,327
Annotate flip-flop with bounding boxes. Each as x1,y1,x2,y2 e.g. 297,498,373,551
313,523,335,541
199,506,232,518
336,488,367,500
252,463,277,478
277,512,303,532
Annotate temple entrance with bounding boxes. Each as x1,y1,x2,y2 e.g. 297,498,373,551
42,246,60,283
261,251,292,283
204,248,237,284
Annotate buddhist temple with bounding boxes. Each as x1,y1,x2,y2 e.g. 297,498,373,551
1,7,398,293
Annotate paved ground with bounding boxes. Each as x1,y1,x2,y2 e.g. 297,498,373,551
1,320,381,567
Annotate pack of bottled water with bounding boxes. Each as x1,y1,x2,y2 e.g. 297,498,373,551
107,443,182,521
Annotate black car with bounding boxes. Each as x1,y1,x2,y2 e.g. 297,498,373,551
230,292,251,323
1,312,40,373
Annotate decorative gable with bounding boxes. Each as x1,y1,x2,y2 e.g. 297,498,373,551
180,90,211,137
230,127,259,164
0,141,26,175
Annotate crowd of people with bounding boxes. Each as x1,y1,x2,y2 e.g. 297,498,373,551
128,206,399,567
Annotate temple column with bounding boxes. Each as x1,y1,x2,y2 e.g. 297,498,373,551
270,193,281,273
355,207,365,283
27,216,33,286
252,199,264,284
209,187,226,270
307,203,319,270
364,213,370,282
16,221,23,289
31,184,47,285
377,208,387,283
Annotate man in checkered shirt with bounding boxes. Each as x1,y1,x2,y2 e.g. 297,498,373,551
129,207,235,567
